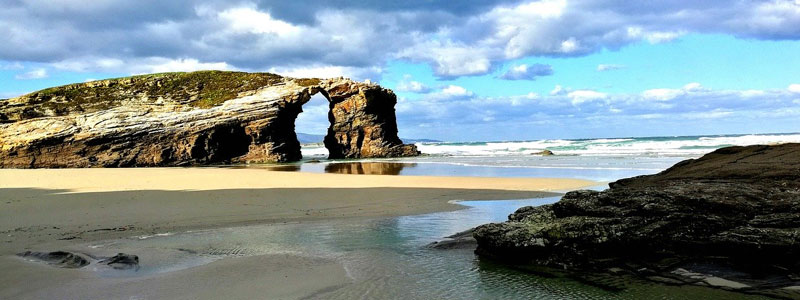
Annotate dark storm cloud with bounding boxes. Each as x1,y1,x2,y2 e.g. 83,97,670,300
1,0,799,78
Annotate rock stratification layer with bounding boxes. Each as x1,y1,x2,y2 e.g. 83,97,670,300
474,144,800,293
0,71,418,168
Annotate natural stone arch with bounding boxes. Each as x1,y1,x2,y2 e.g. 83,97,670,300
0,71,419,168
307,80,418,160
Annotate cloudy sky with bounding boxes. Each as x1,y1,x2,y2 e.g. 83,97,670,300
2,0,800,141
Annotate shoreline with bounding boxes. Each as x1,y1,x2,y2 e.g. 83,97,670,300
0,168,596,299
0,168,596,252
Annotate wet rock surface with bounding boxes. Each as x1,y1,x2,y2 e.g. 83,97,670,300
17,251,89,268
99,253,140,270
17,250,140,271
0,71,418,168
427,229,476,250
474,144,800,298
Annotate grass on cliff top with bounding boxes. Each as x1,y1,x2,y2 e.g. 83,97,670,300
27,71,312,112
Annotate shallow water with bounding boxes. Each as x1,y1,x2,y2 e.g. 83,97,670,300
248,155,682,182
77,197,767,299
71,139,796,298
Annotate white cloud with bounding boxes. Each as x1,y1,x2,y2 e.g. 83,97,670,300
789,84,800,93
15,68,48,80
2,0,800,81
550,85,566,96
144,58,232,74
626,27,685,44
597,64,625,71
267,65,382,81
567,90,607,104
1,62,24,70
52,57,232,74
683,82,705,92
216,6,301,37
642,88,684,101
642,83,708,100
498,63,553,80
396,83,800,140
402,42,492,78
560,38,580,53
739,89,766,97
396,76,431,93
440,85,473,97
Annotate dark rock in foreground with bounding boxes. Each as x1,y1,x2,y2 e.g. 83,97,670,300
99,253,140,270
0,71,418,168
474,144,800,296
426,229,476,250
17,251,90,268
17,250,140,271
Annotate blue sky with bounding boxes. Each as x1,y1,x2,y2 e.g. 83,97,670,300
2,0,800,141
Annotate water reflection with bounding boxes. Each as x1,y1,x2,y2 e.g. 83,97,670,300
324,162,417,175
252,164,301,172
79,197,766,299
238,159,660,181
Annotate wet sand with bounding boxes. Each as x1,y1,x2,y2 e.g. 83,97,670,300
0,168,596,299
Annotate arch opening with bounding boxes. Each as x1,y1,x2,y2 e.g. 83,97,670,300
296,92,332,160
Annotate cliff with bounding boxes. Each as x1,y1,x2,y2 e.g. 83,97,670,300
0,71,418,168
474,144,800,295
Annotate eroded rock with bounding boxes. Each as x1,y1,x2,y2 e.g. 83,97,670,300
0,71,418,168
532,150,554,156
99,253,139,270
474,144,800,295
426,229,477,250
17,251,89,268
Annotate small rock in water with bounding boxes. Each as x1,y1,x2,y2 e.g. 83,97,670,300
99,253,139,270
426,229,477,250
17,251,89,268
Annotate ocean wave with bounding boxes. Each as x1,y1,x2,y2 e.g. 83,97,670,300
413,133,800,157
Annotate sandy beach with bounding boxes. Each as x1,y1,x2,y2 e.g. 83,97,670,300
0,168,595,299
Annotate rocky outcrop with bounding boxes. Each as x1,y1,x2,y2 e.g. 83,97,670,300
17,250,139,270
17,251,90,268
531,150,554,156
474,144,800,294
0,71,418,168
99,253,140,270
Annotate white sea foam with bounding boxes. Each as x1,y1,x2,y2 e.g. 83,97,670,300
414,133,800,157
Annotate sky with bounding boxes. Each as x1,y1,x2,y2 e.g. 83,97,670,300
2,0,800,141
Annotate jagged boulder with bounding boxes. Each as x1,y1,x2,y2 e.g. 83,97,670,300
474,144,800,293
0,71,418,168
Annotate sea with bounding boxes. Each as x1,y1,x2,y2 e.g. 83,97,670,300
89,133,798,299
299,132,800,182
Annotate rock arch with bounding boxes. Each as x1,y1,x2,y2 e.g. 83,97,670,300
0,72,419,168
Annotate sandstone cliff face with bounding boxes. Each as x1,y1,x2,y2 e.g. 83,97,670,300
473,144,800,295
0,71,418,168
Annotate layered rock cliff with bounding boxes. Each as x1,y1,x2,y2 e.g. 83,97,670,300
474,144,800,294
0,71,418,168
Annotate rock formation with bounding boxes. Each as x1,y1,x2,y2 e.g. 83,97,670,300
17,251,90,268
0,71,418,168
17,250,139,270
474,144,800,294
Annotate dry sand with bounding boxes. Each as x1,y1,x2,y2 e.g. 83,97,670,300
0,168,596,299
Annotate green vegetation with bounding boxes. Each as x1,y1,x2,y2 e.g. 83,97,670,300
20,71,288,115
295,78,321,87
